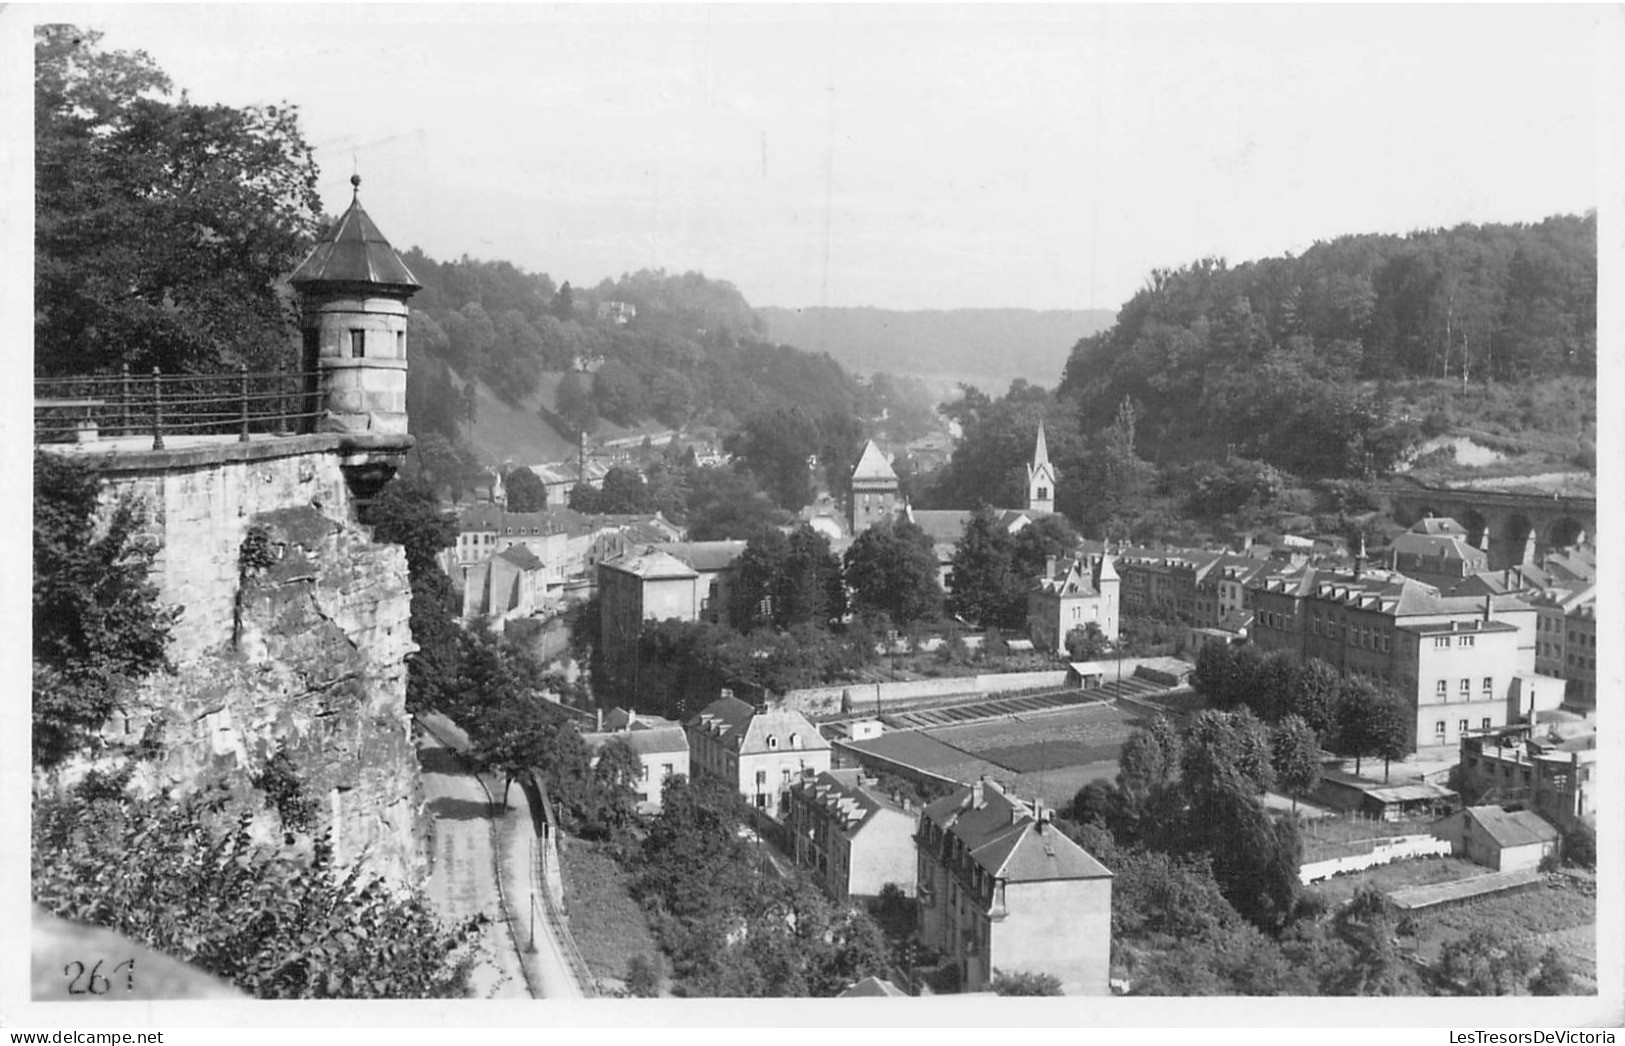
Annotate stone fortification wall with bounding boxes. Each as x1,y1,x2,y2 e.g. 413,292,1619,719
81,440,423,887
781,670,1071,717
97,443,353,664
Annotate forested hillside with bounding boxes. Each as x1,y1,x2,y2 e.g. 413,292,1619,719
398,255,945,525
1057,215,1596,471
922,214,1596,544
758,306,1115,391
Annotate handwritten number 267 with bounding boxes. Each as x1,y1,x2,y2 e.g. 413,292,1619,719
63,959,134,995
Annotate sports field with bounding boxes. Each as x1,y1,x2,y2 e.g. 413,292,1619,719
844,700,1147,809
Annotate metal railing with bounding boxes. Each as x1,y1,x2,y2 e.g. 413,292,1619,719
34,365,322,448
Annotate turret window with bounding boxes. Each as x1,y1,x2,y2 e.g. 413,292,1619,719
349,329,365,358
396,331,405,356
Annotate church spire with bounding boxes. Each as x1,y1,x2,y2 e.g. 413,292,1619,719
1026,421,1056,515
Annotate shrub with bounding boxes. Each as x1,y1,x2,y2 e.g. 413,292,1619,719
626,953,660,997
992,969,1063,996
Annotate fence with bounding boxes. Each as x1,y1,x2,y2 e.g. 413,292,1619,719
1298,834,1453,884
525,772,597,997
35,366,321,447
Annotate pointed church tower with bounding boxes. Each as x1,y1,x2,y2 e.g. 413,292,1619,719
289,175,421,435
849,439,900,535
1026,421,1056,515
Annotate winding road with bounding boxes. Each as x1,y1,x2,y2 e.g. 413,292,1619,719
417,719,583,999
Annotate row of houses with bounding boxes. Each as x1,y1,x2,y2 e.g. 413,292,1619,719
580,692,1112,996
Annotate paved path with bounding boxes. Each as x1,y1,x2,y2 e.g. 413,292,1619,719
492,779,584,998
417,727,531,999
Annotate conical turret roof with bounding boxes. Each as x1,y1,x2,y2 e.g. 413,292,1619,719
289,176,420,292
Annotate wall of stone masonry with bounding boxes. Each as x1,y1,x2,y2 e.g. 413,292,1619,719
98,445,353,664
79,439,424,887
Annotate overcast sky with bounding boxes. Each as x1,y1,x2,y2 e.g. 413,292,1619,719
50,4,1611,311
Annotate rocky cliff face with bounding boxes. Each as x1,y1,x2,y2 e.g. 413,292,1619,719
93,447,425,888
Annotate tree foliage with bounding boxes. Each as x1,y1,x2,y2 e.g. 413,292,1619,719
731,526,847,632
843,518,943,627
633,775,890,997
503,466,548,512
36,26,323,375
33,452,175,768
991,970,1064,996
32,786,482,998
1270,715,1322,809
363,477,460,714
1058,216,1596,477
946,506,1027,629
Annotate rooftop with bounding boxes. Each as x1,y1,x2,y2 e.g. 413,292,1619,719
1463,805,1560,848
581,725,690,758
601,547,698,581
288,179,420,291
663,540,748,572
851,440,898,484
689,696,829,755
922,778,1111,883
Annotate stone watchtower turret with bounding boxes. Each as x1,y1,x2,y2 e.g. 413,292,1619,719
288,175,421,435
849,439,900,535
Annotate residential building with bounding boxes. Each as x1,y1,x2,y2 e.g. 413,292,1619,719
662,541,749,624
1246,565,1541,748
1433,805,1560,872
595,300,637,325
1026,555,1119,653
598,548,702,703
581,713,690,814
786,769,918,902
1393,618,1524,748
595,541,747,703
916,778,1112,996
1563,601,1596,713
1457,719,1595,830
460,545,546,622
1385,517,1489,589
686,695,832,814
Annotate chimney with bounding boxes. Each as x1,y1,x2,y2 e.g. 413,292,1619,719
1045,554,1057,579
595,708,604,732
1483,594,1492,623
971,777,985,809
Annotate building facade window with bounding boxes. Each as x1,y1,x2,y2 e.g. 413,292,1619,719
349,329,365,358
1435,721,1446,739
1458,635,1474,648
1436,680,1448,698
1482,676,1493,695
1460,678,1471,696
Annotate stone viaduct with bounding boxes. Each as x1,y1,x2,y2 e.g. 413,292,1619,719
1379,477,1595,571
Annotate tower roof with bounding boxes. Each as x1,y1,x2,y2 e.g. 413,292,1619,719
288,176,420,292
851,440,897,483
1032,420,1051,469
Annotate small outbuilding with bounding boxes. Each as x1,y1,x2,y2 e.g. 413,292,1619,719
1433,805,1560,872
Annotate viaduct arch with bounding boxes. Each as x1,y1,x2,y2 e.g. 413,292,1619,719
1380,478,1595,571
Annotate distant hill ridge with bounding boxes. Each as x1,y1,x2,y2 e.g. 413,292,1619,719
757,306,1115,391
